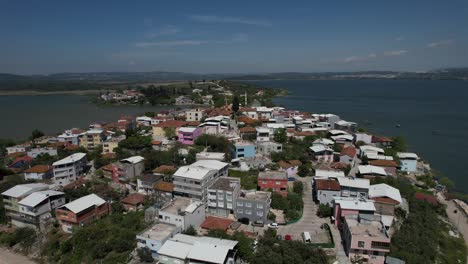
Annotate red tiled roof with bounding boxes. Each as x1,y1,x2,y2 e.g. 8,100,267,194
369,160,398,167
155,120,188,128
187,121,201,126
153,165,176,174
294,131,316,137
153,181,175,192
340,146,357,157
24,165,51,173
289,160,302,166
239,127,257,133
415,193,438,205
121,193,145,206
152,140,162,145
373,197,400,205
9,155,33,165
238,115,258,125
239,107,256,112
277,161,291,169
64,144,79,151
372,135,393,143
315,179,341,191
201,216,233,230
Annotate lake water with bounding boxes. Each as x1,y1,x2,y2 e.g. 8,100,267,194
248,80,468,192
0,95,171,140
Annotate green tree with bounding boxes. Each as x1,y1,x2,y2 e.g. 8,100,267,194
293,181,303,194
297,164,310,177
31,128,44,140
183,225,197,236
317,204,333,217
232,95,240,113
440,177,454,191
273,128,287,143
163,127,176,138
137,247,154,262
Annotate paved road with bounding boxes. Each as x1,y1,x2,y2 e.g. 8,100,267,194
277,177,350,263
0,248,36,264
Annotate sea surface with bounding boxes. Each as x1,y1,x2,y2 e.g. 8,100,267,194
0,95,171,139
248,80,468,192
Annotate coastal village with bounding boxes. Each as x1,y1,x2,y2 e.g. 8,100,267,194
0,81,466,264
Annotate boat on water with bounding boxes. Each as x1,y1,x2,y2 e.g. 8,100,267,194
395,123,401,128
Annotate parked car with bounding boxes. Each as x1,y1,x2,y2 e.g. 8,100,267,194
252,220,264,227
267,222,279,229
284,234,292,241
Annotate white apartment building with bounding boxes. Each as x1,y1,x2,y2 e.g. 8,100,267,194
186,108,205,122
158,197,206,230
52,152,87,186
173,160,228,204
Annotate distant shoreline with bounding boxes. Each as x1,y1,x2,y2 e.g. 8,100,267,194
0,90,102,96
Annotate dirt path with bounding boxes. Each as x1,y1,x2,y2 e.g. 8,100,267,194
437,193,468,248
0,248,36,264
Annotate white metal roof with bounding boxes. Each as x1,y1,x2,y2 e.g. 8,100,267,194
397,152,418,159
334,197,376,211
360,145,384,154
19,190,64,207
331,135,354,141
313,138,335,146
61,193,106,214
178,127,198,133
335,120,357,126
188,242,232,264
358,165,387,176
136,116,152,121
256,127,270,133
158,240,193,259
369,184,402,203
1,183,49,198
266,123,285,129
174,165,213,180
366,153,394,160
337,177,370,189
184,201,203,213
315,169,345,178
53,152,87,166
85,129,104,134
310,145,333,153
120,156,144,164
329,129,350,136
191,160,228,170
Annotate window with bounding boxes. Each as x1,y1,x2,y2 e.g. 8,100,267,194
262,181,267,184
237,201,243,207
358,241,365,248
276,181,281,185
371,241,390,249
257,203,263,209
245,209,252,215
257,211,263,216
245,202,252,208
237,209,243,214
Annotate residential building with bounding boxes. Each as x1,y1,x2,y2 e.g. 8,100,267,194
359,145,385,158
257,141,282,156
358,165,388,179
6,144,31,155
235,190,271,223
137,174,163,195
397,152,418,172
1,183,50,227
337,177,370,198
342,214,391,264
201,216,234,231
152,120,188,140
136,116,153,126
256,127,271,142
258,171,288,197
177,127,202,145
207,177,240,217
369,184,402,217
186,108,205,122
52,153,87,186
118,156,145,181
27,147,58,158
335,120,358,132
199,116,230,135
277,160,301,177
314,179,341,207
102,135,125,154
121,193,146,211
239,126,257,140
8,155,33,169
372,136,393,148
196,152,225,161
57,129,83,146
78,129,105,149
333,197,376,227
24,165,53,180
158,197,206,230
157,234,238,264
354,133,373,145
56,194,111,233
231,141,256,159
309,144,334,163
339,146,357,165
315,169,345,178
17,190,65,230
136,222,180,257
173,160,228,203
368,160,399,176
154,181,175,203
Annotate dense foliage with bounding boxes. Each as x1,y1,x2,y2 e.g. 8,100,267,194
271,192,303,222
228,169,258,189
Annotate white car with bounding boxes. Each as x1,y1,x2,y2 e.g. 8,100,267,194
267,222,279,229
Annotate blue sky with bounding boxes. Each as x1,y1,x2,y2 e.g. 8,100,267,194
1,0,467,74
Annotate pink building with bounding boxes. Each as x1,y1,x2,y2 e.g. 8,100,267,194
177,127,202,145
333,197,376,227
342,214,391,264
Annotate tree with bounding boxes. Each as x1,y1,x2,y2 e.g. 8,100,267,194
163,127,176,138
232,95,240,113
297,164,310,177
293,181,303,194
183,225,197,236
440,177,454,191
137,247,154,262
317,204,333,217
273,128,287,143
31,129,44,143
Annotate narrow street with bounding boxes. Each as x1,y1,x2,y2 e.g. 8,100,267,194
0,248,36,264
277,176,350,264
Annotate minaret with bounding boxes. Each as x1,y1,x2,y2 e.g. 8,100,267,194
244,91,247,106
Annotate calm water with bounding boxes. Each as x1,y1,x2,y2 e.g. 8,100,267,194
0,95,171,140
249,80,468,192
